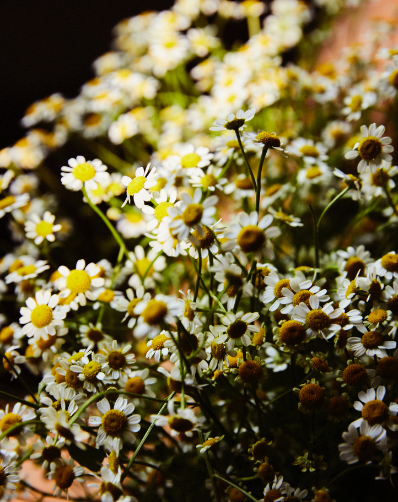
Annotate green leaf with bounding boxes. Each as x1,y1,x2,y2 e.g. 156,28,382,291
67,443,105,472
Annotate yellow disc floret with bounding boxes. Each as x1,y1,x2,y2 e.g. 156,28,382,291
54,465,75,490
201,174,217,188
66,270,91,294
101,409,128,436
181,153,201,168
154,201,173,221
30,305,53,328
35,221,53,237
82,361,102,382
182,204,203,226
72,162,95,182
142,300,168,325
0,413,23,436
127,177,146,195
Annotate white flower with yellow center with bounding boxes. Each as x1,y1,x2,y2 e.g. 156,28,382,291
168,188,218,241
289,138,328,164
293,296,343,340
69,351,107,393
57,259,105,310
123,245,166,289
346,331,396,358
19,289,67,340
5,259,49,284
351,385,398,429
61,155,109,191
79,322,112,348
209,108,256,132
244,131,288,157
148,216,190,258
187,221,224,260
151,399,201,437
116,210,148,239
375,251,398,281
336,245,372,280
122,368,157,398
205,326,230,371
223,211,281,260
342,87,377,122
97,340,136,380
345,124,394,173
1,345,25,379
24,211,62,245
0,193,29,219
173,289,202,331
0,403,36,447
0,455,20,492
28,327,66,362
339,421,386,465
116,285,151,329
141,188,178,231
146,330,172,361
176,143,213,172
88,397,141,453
31,435,65,471
277,276,329,315
268,207,303,227
121,164,158,208
214,311,260,352
188,166,228,192
48,457,85,498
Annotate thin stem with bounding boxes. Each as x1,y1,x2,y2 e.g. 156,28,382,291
142,251,162,283
0,350,38,403
82,186,129,260
213,475,259,502
317,186,350,229
0,390,40,409
218,152,234,179
199,430,221,502
0,420,41,442
16,447,33,467
256,146,268,214
380,167,398,216
235,130,257,191
121,392,175,482
194,248,202,302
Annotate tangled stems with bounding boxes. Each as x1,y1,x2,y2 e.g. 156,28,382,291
82,186,129,260
235,130,257,191
121,391,175,482
199,429,221,502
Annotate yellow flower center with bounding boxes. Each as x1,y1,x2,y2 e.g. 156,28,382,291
72,162,96,181
306,309,330,331
0,466,6,487
279,320,306,346
239,360,263,383
82,360,102,382
275,211,293,223
265,183,282,196
201,173,217,188
226,140,240,149
211,341,226,360
154,201,173,222
274,279,291,299
388,295,398,315
54,465,75,490
66,269,91,294
101,409,128,436
17,264,37,276
183,300,195,321
370,169,389,187
150,177,167,192
168,416,194,432
344,257,365,280
362,331,383,349
0,413,23,436
65,370,83,389
30,305,53,328
0,195,16,210
126,212,143,223
36,334,57,350
127,176,146,195
0,326,14,344
142,300,168,325
125,376,145,395
227,319,247,340
256,132,281,148
107,350,126,370
300,145,319,157
257,462,274,483
343,364,367,386
237,225,265,253
135,257,153,277
377,357,398,379
35,221,53,237
192,226,215,249
388,69,398,88
149,333,169,351
181,153,201,168
358,136,382,161
108,451,120,474
292,290,313,307
349,95,362,112
368,279,383,301
299,383,325,409
252,328,265,346
367,309,387,325
362,399,389,426
235,177,253,190
182,204,203,226
2,353,14,372
305,166,322,179
346,280,357,298
381,253,398,272
353,435,376,462
97,289,115,303
251,440,269,461
127,298,141,318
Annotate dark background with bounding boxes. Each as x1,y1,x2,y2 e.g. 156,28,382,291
0,0,175,149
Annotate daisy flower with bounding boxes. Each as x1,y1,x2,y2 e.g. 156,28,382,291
243,131,288,156
97,340,136,380
124,245,166,289
116,286,151,329
351,385,398,429
346,331,396,358
264,345,289,372
224,174,255,200
223,211,281,259
337,245,372,280
196,435,224,454
375,251,398,281
173,289,202,331
88,397,141,453
382,280,398,317
355,268,385,303
0,454,20,492
0,193,29,219
268,207,303,227
2,345,25,379
19,289,67,340
121,164,158,208
146,330,172,361
205,325,231,371
31,435,65,471
48,457,85,498
79,322,112,348
188,166,228,192
141,188,178,231
168,188,218,241
24,211,62,245
277,276,329,315
345,124,393,173
5,259,49,284
262,475,288,502
289,138,328,164
215,311,260,352
209,108,256,132
40,407,86,448
151,398,201,437
187,221,224,260
176,143,213,171
292,296,343,340
123,368,157,398
61,155,109,191
68,350,107,393
57,259,105,310
0,403,36,447
342,87,377,122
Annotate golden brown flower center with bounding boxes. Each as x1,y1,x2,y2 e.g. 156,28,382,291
306,309,330,331
127,298,141,318
387,295,398,315
65,369,83,389
345,257,365,280
182,204,203,226
358,137,382,161
381,253,398,272
343,364,367,386
229,487,247,502
54,465,75,490
201,173,217,188
102,410,128,436
36,334,57,350
150,333,168,352
142,300,168,325
311,357,329,373
99,481,123,500
362,331,383,350
315,490,331,502
235,177,254,190
237,225,265,253
0,195,16,210
82,361,102,382
257,462,274,483
179,333,199,355
362,399,389,425
86,329,104,343
227,320,247,340
333,312,349,328
368,280,383,301
42,445,62,462
300,145,319,157
125,376,145,395
168,416,194,433
263,489,282,502
0,326,14,344
353,435,376,462
192,227,215,249
299,383,325,409
225,118,245,130
107,351,127,370
346,280,357,298
252,328,265,346
251,441,269,461
367,309,387,325
183,301,196,321
0,413,23,436
377,357,398,379
328,396,348,418
108,451,119,474
211,342,226,360
292,290,313,307
279,320,306,346
371,169,389,187
265,183,282,196
256,132,281,148
239,360,263,383
349,95,362,112
274,279,292,299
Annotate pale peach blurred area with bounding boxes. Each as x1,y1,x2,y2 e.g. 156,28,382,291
318,0,398,64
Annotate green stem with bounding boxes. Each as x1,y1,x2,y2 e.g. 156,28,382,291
213,475,259,502
16,447,33,467
235,130,257,191
317,186,350,229
82,186,129,260
218,152,235,179
0,350,38,403
380,168,398,216
0,390,40,410
199,430,221,502
121,392,175,482
256,147,268,214
0,420,41,442
142,251,162,283
194,248,202,302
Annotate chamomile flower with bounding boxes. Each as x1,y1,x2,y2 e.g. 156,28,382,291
79,322,112,348
375,251,398,281
176,143,214,171
337,245,372,280
121,164,158,208
215,311,260,352
116,286,151,329
141,188,178,231
188,166,228,192
244,131,288,156
209,108,256,132
1,346,25,379
97,340,136,380
61,155,109,191
69,350,107,393
30,435,65,471
342,87,377,122
345,124,393,173
0,193,29,219
173,289,202,331
292,296,343,340
346,331,396,358
123,368,157,398
0,455,20,491
289,138,328,164
268,207,303,227
24,211,62,245
188,222,224,260
196,435,224,454
351,385,398,429
134,294,179,339
88,397,141,453
151,398,201,437
277,276,329,315
57,259,105,310
5,259,49,284
146,331,172,361
339,421,386,465
48,457,85,498
19,289,66,340
0,403,36,447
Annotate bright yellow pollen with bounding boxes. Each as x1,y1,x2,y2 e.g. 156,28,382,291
0,413,23,436
17,264,37,276
358,137,382,161
349,95,362,112
97,289,115,303
30,305,53,328
182,204,203,226
201,174,217,188
181,153,201,168
150,177,167,192
300,145,319,157
154,201,173,221
66,269,91,294
0,196,16,210
292,290,313,307
275,211,293,222
135,257,153,278
367,309,387,325
149,333,168,351
127,298,140,317
127,176,146,195
35,220,53,237
306,166,322,179
82,360,102,381
126,213,143,223
72,162,95,181
274,279,291,299
108,451,120,475
256,132,281,148
381,253,398,272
